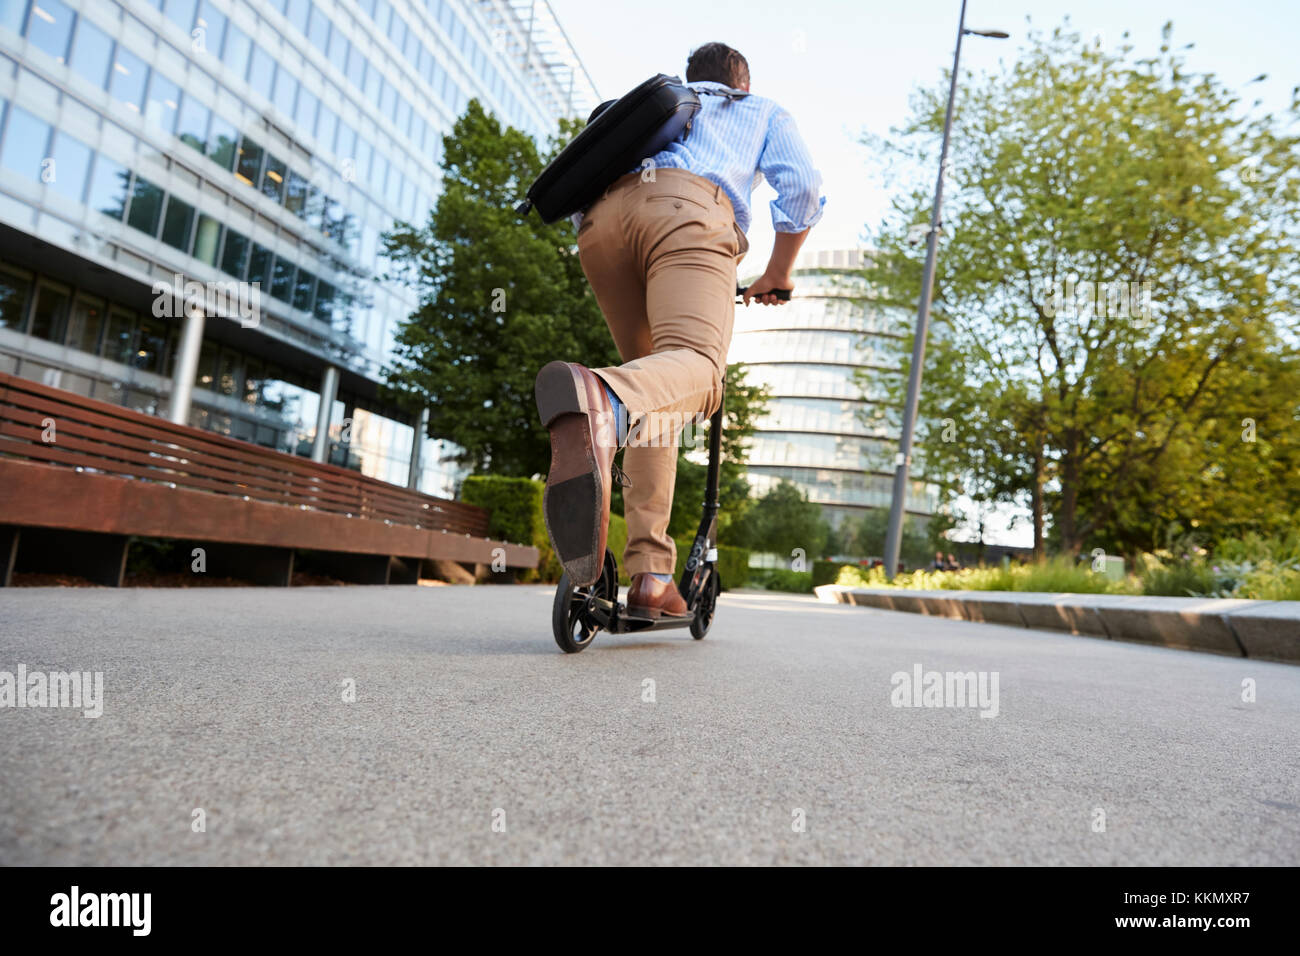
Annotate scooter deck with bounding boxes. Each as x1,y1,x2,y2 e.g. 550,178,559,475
588,597,695,633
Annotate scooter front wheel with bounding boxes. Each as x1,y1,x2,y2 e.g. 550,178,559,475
552,550,617,653
690,568,720,640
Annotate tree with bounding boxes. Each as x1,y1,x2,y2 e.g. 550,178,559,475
736,480,829,561
853,507,933,569
860,22,1300,558
382,100,619,476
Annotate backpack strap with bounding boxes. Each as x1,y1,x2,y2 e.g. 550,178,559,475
694,86,749,101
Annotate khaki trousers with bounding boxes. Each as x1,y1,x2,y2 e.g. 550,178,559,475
576,168,749,576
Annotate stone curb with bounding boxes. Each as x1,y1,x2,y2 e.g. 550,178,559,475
813,586,1300,664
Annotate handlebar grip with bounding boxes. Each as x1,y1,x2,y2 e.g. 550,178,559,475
735,285,792,301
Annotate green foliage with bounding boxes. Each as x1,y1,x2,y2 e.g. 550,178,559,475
460,474,560,582
383,101,619,477
749,569,814,593
732,479,828,559
607,513,630,586
668,363,769,539
1138,558,1219,597
851,508,932,569
672,537,749,590
838,557,1137,594
860,23,1300,557
813,560,854,588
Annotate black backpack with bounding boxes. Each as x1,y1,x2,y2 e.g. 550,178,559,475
514,74,745,224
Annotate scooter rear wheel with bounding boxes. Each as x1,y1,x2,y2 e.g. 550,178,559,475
552,550,617,653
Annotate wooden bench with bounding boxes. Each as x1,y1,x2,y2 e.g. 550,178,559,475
0,372,537,586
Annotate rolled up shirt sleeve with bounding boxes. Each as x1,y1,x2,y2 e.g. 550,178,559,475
759,107,825,233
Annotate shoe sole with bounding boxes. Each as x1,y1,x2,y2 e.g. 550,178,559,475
536,361,604,587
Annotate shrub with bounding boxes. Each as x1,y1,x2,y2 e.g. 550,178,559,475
752,568,813,593
460,475,558,582
837,557,1135,594
1139,558,1218,597
813,560,853,588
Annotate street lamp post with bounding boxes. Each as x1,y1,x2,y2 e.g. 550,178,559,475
883,1,1007,578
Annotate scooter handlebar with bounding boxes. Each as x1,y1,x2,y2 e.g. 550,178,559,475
736,285,792,303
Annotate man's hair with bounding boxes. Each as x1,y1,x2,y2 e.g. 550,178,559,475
685,43,749,89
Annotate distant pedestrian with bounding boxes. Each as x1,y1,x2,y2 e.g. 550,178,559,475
945,552,961,572
931,551,946,572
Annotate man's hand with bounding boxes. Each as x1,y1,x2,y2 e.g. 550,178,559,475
743,271,794,306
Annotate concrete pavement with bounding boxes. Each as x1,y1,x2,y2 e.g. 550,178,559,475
1,584,1298,865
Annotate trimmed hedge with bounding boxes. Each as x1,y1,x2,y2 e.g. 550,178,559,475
460,475,559,582
673,536,749,590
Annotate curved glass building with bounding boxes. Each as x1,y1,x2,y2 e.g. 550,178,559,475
0,0,596,496
729,247,938,535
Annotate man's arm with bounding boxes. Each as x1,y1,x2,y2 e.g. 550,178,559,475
745,106,825,306
745,229,810,305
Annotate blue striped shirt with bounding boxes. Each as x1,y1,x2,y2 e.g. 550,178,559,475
642,81,825,234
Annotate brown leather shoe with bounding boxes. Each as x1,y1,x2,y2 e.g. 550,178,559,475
535,361,619,586
627,573,689,619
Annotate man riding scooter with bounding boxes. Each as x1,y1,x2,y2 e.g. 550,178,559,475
535,42,825,620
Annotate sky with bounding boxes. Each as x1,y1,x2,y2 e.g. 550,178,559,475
550,0,1297,268
546,0,1299,544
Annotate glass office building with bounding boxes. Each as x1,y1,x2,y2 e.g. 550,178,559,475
729,248,939,532
0,0,597,495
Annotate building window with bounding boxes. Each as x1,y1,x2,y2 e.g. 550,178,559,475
222,23,250,77
177,94,210,154
272,66,297,116
0,105,51,180
102,307,136,364
247,243,273,287
207,114,238,170
192,213,222,265
283,169,308,216
316,104,337,153
135,317,170,374
67,295,105,354
25,0,75,63
292,269,316,312
194,1,226,57
29,282,71,344
109,45,149,114
234,135,262,186
126,174,164,236
306,5,329,53
294,88,318,139
220,228,249,278
163,0,198,34
260,153,285,202
47,130,93,203
160,194,195,251
145,71,181,133
86,153,128,219
0,267,33,332
68,15,113,87
271,256,295,301
247,43,273,94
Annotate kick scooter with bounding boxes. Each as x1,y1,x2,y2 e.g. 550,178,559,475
549,284,790,653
